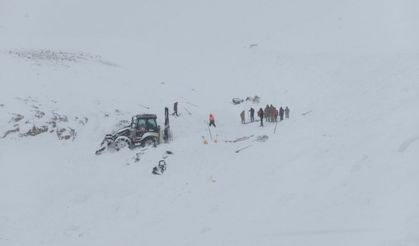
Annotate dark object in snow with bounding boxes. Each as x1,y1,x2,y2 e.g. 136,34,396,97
255,135,269,142
235,145,253,153
285,107,290,119
249,43,258,49
162,150,174,159
173,102,179,116
225,135,254,143
152,167,160,175
23,125,48,137
258,108,264,127
152,160,167,175
96,114,161,155
51,113,68,122
245,96,260,103
249,108,255,122
56,128,76,140
302,110,312,116
2,128,19,138
34,110,46,119
232,98,244,105
279,107,285,121
10,114,24,123
163,107,172,143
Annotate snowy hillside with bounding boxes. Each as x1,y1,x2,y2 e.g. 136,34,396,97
1,0,419,245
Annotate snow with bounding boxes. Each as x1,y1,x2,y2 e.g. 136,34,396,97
1,0,419,245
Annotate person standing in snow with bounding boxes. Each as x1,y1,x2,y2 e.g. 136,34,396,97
264,105,271,122
240,110,245,124
258,108,264,127
173,102,179,116
165,107,169,119
209,113,216,127
269,105,275,122
279,106,285,121
273,107,278,122
249,107,255,122
285,106,290,119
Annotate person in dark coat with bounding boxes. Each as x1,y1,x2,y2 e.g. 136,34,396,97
165,107,169,119
279,107,285,121
249,107,255,122
173,102,179,116
285,106,290,119
258,108,264,127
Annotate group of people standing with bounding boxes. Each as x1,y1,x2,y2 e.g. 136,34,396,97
241,105,290,127
170,101,289,129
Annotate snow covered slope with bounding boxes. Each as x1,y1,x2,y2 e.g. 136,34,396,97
1,0,419,245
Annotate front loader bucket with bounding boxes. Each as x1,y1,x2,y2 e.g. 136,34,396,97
95,135,116,155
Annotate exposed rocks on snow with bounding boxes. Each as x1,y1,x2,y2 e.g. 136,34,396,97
8,49,118,67
34,110,45,119
232,96,261,105
9,114,24,123
56,128,76,140
1,97,88,141
246,95,260,103
75,117,89,126
51,112,68,122
22,125,49,137
255,135,269,142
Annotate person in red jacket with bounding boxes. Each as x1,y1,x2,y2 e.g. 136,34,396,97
209,114,216,127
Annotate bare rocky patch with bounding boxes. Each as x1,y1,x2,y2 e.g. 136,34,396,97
1,97,88,142
8,49,118,68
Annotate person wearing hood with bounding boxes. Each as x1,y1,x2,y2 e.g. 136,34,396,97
285,106,290,119
209,114,216,127
258,108,264,127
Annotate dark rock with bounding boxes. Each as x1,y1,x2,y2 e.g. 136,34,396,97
56,128,76,141
10,114,24,123
23,125,48,137
34,110,45,119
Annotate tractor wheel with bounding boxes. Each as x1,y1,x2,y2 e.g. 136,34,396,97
115,137,132,151
143,137,158,148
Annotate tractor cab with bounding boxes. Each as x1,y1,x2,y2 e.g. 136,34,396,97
132,114,159,131
131,114,160,145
